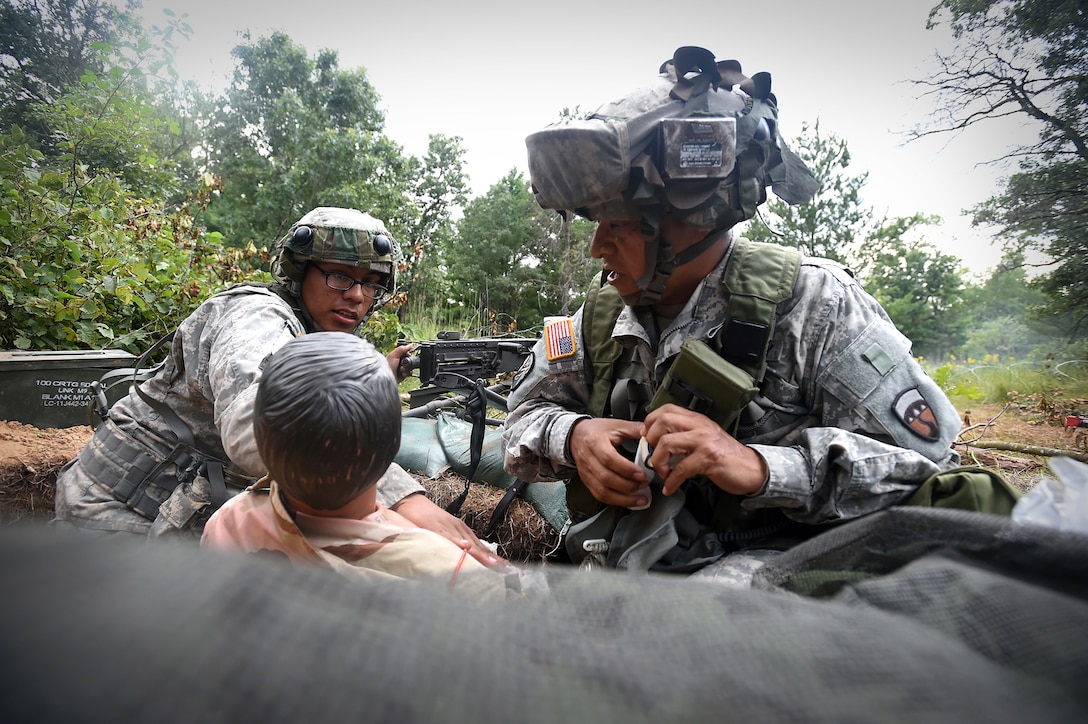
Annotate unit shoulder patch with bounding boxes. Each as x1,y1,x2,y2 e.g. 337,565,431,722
892,387,940,442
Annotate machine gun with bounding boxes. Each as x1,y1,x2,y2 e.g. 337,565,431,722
397,331,537,521
399,331,536,414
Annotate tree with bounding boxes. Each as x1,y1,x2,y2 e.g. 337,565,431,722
915,0,1088,334
0,0,141,145
958,249,1070,359
394,134,470,324
195,32,417,251
532,211,598,318
445,171,538,332
445,171,597,333
854,217,970,359
740,121,870,264
0,17,260,353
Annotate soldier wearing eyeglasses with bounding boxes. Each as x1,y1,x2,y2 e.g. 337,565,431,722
53,207,506,570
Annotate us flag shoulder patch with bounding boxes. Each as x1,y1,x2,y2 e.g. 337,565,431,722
544,317,577,362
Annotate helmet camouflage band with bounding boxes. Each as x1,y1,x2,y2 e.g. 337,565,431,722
525,46,819,305
272,207,399,300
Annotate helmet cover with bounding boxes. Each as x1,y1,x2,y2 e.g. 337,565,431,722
525,47,818,304
272,207,399,298
526,46,817,230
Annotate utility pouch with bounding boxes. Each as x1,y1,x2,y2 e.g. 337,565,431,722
648,338,759,433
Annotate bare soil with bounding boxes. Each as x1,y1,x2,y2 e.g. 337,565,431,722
2,402,1084,558
954,401,1088,492
0,420,559,563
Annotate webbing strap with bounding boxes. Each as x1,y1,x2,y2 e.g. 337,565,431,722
570,239,801,521
482,477,530,541
129,332,231,509
445,380,489,516
718,240,801,380
583,274,626,419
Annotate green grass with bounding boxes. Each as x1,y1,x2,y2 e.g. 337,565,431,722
921,355,1088,413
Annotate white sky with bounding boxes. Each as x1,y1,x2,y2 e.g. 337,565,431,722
135,0,1039,278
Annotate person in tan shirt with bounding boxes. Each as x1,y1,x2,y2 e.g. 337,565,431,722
202,332,521,598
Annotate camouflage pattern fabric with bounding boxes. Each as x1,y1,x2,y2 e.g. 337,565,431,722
286,206,394,267
503,240,962,574
53,285,422,538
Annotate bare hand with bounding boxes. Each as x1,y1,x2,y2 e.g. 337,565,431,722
569,417,648,508
391,493,507,568
641,404,768,497
386,343,415,383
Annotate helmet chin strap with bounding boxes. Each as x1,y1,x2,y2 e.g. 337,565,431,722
624,224,729,307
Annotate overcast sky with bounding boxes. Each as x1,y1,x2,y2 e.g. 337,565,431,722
135,0,1038,277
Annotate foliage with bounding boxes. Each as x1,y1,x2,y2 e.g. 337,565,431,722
538,211,598,318
741,121,871,263
0,0,142,146
742,123,974,359
394,134,471,318
918,0,1088,332
194,32,420,254
355,309,402,354
855,218,970,359
923,354,1088,410
957,248,1069,359
0,5,264,354
444,170,597,333
0,129,260,352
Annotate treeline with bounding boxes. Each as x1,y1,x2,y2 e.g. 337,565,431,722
1,0,1084,362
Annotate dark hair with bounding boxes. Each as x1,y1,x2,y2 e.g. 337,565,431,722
254,332,401,511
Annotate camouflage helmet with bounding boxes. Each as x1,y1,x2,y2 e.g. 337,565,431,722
272,207,399,301
525,46,818,304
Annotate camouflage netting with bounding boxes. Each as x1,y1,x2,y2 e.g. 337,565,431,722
3,508,1086,722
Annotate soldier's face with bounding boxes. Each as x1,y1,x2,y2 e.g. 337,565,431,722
590,220,646,298
300,261,380,332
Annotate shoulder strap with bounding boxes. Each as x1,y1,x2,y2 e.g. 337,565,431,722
582,274,626,418
715,238,802,381
581,241,802,413
127,333,231,508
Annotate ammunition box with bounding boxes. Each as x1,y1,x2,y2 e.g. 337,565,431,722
0,350,136,428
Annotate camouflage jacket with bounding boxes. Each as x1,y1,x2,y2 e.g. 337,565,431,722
54,284,421,535
502,245,962,526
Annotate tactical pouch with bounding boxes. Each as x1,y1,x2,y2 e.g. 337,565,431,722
648,338,759,433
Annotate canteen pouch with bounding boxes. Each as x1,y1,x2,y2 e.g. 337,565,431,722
648,338,759,433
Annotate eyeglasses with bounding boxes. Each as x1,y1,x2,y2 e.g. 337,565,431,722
311,263,388,299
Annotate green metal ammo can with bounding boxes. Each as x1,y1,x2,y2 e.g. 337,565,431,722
0,350,137,429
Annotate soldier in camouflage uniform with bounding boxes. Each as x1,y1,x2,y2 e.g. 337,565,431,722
501,47,962,584
54,207,503,567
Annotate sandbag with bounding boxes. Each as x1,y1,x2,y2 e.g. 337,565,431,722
395,413,568,532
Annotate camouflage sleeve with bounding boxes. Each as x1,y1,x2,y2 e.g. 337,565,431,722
204,293,425,504
502,308,592,482
204,294,303,476
375,463,425,507
744,263,961,524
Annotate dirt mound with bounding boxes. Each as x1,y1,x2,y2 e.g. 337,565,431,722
0,421,91,524
0,420,559,562
3,403,1083,561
